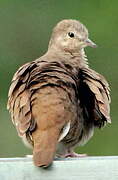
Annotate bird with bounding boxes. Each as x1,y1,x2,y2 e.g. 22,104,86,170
7,19,111,168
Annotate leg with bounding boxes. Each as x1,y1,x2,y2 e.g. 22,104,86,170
64,150,87,158
56,143,87,158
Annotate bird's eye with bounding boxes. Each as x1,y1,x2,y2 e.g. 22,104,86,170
68,32,75,38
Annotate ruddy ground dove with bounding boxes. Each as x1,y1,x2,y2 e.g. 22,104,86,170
7,19,111,167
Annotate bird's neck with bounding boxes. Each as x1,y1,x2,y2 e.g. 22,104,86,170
46,47,89,69
70,49,89,68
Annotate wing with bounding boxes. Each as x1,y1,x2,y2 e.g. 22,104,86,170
7,62,37,136
7,60,76,137
79,67,111,128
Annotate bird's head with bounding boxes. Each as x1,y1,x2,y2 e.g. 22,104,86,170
49,19,97,54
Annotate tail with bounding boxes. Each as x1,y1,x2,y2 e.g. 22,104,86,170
32,127,60,167
31,87,69,167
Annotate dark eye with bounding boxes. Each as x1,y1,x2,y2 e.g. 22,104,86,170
68,32,75,38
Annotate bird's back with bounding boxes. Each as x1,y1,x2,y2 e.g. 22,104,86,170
7,58,80,166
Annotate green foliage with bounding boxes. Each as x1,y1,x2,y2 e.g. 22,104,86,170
0,0,117,157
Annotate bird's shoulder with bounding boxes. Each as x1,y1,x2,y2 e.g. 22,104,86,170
80,67,110,102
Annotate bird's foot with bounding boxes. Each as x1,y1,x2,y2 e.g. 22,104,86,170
64,152,87,158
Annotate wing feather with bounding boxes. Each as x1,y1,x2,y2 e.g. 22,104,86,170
80,68,111,126
7,62,34,136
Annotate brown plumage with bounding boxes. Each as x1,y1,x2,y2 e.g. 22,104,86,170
7,19,111,167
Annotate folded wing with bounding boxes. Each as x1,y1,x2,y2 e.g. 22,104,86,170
79,67,111,128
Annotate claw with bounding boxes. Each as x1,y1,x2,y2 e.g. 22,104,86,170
64,152,87,158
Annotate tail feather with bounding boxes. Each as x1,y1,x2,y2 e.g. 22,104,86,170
31,87,73,167
32,128,60,167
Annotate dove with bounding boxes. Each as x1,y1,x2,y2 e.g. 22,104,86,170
7,19,111,167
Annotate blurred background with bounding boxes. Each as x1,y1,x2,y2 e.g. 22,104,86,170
0,0,117,158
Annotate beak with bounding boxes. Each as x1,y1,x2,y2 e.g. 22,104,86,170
85,38,97,48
